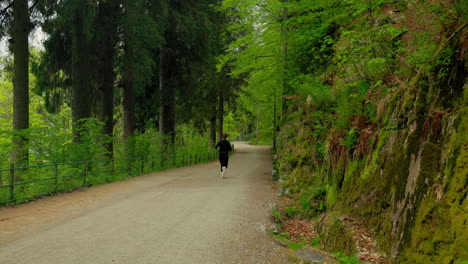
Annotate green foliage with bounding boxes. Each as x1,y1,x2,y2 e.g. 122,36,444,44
286,0,352,75
270,232,305,250
284,207,301,218
293,75,335,109
272,209,282,223
334,252,361,264
334,80,370,131
342,129,358,150
407,32,438,67
0,126,216,205
269,0,467,262
1,55,218,203
311,236,322,248
280,185,328,219
219,0,284,140
119,0,162,89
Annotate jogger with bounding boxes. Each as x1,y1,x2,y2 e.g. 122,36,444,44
215,133,232,178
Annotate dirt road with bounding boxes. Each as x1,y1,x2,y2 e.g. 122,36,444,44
0,142,290,264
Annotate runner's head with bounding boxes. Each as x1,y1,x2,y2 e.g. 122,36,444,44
222,133,229,140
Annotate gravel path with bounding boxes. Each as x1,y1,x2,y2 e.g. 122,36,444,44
0,142,291,264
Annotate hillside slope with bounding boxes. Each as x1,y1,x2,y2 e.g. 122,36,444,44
275,1,467,263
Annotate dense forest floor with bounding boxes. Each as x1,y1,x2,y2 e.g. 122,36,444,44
0,142,291,264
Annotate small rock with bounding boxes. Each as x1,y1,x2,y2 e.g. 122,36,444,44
256,222,267,234
269,224,279,234
339,216,352,222
272,169,278,176
278,186,284,195
294,249,326,263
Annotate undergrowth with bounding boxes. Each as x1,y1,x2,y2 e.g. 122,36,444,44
334,252,361,264
273,0,467,262
0,122,215,205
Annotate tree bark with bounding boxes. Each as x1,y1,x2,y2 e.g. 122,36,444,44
123,45,135,140
97,1,116,155
209,115,216,147
122,0,135,140
159,48,176,144
12,0,30,167
217,87,224,141
71,1,92,142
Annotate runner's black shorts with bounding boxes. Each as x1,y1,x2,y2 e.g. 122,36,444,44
219,152,229,168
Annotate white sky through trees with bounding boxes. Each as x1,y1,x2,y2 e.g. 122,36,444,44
0,27,46,57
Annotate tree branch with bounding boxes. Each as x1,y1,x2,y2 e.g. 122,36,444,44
0,0,13,18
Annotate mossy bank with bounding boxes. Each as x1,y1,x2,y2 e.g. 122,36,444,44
274,1,467,263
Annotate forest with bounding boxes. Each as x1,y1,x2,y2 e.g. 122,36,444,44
0,0,236,203
0,0,467,263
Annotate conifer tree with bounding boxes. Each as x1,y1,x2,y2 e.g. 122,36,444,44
122,0,135,140
11,0,30,166
70,0,95,141
96,0,118,155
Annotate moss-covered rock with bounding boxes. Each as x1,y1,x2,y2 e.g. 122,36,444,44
316,214,356,256
273,2,467,263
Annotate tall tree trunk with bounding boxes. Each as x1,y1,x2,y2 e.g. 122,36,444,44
12,0,30,168
209,115,216,147
123,45,135,140
97,1,116,156
159,48,176,144
122,0,135,141
71,2,92,142
217,87,224,141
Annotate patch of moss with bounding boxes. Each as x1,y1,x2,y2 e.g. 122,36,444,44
361,151,379,180
360,130,389,181
326,184,338,208
371,211,393,252
343,159,359,185
273,7,467,262
319,215,356,256
383,132,411,203
400,108,467,263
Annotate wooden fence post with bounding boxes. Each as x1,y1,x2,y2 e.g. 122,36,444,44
141,158,144,174
54,160,58,193
128,159,132,176
83,161,88,187
112,159,115,176
9,163,14,201
160,153,164,169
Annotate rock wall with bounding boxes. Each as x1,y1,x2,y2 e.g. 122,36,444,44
275,2,467,263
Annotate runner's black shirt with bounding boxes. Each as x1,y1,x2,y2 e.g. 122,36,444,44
215,140,232,153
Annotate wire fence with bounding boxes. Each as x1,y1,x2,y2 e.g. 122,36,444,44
0,150,218,205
